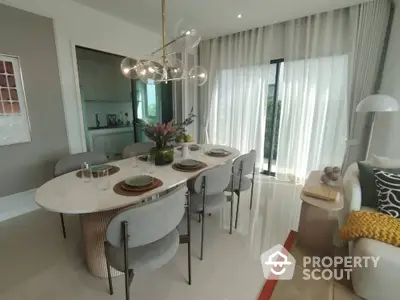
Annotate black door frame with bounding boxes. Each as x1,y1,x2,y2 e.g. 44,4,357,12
75,46,140,143
262,58,284,176
130,80,139,142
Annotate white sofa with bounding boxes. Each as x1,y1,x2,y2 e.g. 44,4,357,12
343,162,400,300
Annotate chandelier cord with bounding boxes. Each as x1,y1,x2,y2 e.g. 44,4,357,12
162,0,167,64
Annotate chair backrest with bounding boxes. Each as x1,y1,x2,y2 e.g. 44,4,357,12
54,152,108,177
189,161,233,195
233,150,256,176
106,185,186,248
122,142,155,159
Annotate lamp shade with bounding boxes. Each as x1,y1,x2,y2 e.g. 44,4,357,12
356,94,399,112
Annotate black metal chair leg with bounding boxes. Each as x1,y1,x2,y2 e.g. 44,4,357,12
186,193,192,285
106,259,114,295
60,213,66,239
200,209,205,261
124,271,130,300
200,176,206,261
249,164,255,210
229,195,234,234
235,191,241,229
249,186,254,210
235,161,243,230
122,221,130,300
229,169,235,235
188,237,192,285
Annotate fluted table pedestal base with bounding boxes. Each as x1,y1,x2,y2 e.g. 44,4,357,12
80,209,124,278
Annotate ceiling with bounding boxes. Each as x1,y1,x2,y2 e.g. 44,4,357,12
72,0,371,39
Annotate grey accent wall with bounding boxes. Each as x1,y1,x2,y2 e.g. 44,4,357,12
0,4,69,197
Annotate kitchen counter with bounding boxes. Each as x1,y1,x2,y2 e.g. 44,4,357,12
88,125,132,130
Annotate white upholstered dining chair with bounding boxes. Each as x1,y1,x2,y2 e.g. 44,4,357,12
187,161,233,260
122,142,155,159
54,151,108,238
224,150,256,231
104,185,191,300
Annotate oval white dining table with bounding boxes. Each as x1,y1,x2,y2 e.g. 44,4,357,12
35,145,239,278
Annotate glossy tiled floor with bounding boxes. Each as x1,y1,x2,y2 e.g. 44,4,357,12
0,176,358,299
271,239,361,300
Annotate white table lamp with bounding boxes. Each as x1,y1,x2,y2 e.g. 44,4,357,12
356,94,399,158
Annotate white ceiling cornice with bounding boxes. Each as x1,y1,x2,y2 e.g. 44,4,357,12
72,0,372,39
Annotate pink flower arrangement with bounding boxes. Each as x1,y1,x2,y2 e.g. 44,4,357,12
143,120,182,148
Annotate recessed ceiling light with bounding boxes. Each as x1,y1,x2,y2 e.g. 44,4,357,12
237,14,242,19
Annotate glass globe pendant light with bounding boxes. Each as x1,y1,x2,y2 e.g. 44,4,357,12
172,20,202,53
189,66,208,86
120,0,208,86
163,54,185,80
121,58,138,79
136,60,163,84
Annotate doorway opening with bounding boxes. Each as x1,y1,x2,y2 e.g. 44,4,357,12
75,46,173,160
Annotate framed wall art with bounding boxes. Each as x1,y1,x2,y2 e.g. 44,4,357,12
0,54,31,146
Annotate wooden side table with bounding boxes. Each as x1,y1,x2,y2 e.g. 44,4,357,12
297,171,344,256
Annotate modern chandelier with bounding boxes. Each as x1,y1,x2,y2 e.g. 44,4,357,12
120,0,208,86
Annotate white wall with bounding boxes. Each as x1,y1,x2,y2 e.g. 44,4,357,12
0,0,160,221
0,0,160,153
370,1,400,158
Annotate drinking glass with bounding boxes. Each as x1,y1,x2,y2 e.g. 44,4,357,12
201,145,209,157
130,153,138,168
81,162,92,183
97,169,110,191
147,154,156,175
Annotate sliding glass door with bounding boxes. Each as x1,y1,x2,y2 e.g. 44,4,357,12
263,59,284,175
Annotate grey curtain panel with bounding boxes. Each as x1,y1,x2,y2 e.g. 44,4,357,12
343,0,392,170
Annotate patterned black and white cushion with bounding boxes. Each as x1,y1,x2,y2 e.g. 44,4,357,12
373,170,400,219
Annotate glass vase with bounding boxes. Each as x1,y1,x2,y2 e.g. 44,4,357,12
150,146,174,166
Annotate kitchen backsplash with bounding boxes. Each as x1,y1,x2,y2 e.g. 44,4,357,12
85,101,132,128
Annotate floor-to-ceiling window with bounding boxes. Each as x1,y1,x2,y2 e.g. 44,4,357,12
134,80,173,142
275,54,348,182
263,59,284,175
135,82,160,123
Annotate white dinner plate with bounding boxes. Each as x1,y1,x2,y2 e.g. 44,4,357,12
178,159,201,168
124,175,154,187
91,164,113,174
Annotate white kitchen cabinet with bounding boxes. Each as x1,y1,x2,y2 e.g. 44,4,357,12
76,50,131,102
77,59,101,101
87,127,134,161
113,66,132,102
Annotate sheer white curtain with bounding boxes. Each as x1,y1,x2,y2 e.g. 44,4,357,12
275,1,391,182
199,27,274,169
276,10,351,182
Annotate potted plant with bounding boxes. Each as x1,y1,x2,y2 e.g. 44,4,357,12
143,120,182,166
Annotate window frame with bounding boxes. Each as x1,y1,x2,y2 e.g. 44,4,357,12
262,58,284,176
